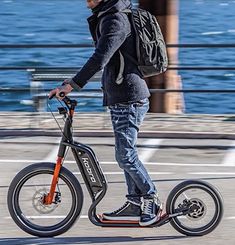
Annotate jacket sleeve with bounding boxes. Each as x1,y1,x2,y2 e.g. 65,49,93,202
71,13,128,89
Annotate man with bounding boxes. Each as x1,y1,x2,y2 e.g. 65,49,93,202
49,0,162,226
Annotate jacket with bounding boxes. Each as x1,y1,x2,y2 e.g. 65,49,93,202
70,0,150,106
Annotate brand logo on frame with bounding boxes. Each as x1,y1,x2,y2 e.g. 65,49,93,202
82,157,96,183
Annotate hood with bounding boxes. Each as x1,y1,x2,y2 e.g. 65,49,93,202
93,0,131,18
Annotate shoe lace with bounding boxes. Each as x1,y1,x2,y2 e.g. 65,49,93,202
110,201,129,214
142,199,154,215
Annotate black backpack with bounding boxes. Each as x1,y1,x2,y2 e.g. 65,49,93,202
123,8,168,78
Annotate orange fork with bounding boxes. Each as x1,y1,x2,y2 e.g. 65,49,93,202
44,157,63,205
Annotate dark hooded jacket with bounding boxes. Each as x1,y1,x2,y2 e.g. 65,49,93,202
70,0,150,106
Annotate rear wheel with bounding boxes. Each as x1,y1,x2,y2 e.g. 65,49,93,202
166,180,223,236
8,162,83,237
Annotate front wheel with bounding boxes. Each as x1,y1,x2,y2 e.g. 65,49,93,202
8,162,84,237
166,179,223,236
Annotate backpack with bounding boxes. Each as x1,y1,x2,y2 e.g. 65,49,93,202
123,8,168,78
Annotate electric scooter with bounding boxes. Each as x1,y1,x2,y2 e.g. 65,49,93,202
7,95,224,237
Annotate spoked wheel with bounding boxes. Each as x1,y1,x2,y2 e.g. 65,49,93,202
8,162,83,237
166,180,223,236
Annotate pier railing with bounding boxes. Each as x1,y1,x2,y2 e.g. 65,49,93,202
0,43,235,111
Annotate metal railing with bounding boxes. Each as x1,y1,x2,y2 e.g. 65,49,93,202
1,43,235,48
0,43,235,111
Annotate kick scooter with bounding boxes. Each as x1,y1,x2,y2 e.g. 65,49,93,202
7,95,224,237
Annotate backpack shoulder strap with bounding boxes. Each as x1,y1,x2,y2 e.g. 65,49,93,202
121,8,132,14
119,8,139,65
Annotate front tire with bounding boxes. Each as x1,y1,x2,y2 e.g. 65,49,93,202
166,179,223,236
8,162,84,237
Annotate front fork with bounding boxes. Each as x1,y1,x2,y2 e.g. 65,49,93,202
44,156,63,205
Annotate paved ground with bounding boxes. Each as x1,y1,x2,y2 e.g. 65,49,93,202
0,135,235,244
1,112,235,138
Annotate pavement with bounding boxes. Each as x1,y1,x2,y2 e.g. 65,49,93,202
1,112,235,138
0,112,235,244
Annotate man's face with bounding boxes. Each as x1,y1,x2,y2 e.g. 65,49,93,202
86,0,102,9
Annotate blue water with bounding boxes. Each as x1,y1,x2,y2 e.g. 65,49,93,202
0,0,235,113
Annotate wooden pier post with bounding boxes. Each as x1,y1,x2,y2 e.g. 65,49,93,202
138,0,184,113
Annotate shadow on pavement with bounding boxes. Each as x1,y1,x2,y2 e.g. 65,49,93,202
0,235,189,244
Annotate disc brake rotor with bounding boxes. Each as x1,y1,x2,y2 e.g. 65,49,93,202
186,198,207,221
32,188,59,214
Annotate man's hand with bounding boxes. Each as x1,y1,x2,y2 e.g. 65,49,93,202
49,83,73,100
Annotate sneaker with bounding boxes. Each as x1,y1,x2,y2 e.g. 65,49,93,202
102,201,141,221
139,196,162,226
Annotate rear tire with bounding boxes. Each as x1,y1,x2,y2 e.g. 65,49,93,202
166,179,223,236
8,162,84,237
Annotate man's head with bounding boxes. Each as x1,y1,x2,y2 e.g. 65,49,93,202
86,0,103,9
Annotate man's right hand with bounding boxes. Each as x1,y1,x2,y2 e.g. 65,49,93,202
48,83,73,100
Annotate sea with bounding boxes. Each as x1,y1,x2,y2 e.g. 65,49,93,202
0,0,235,113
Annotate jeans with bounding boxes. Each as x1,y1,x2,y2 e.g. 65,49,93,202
109,98,156,205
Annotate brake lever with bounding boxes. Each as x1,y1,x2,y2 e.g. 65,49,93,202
48,93,56,100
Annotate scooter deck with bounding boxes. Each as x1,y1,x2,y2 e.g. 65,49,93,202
98,213,170,227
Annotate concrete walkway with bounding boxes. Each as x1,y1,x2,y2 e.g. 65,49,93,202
0,112,235,138
1,113,235,244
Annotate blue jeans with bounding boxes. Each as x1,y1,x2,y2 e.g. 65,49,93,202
109,98,156,205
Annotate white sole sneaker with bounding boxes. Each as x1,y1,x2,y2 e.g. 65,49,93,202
139,215,160,226
139,204,163,226
102,215,140,221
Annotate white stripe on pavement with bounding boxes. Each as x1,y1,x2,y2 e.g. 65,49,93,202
1,159,235,167
4,171,235,176
190,172,235,175
4,215,88,219
222,141,235,166
139,139,163,163
226,216,235,220
4,215,235,220
100,161,235,167
0,159,47,163
73,172,173,175
43,138,60,162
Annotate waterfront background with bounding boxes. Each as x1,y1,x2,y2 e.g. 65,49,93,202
0,0,235,113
